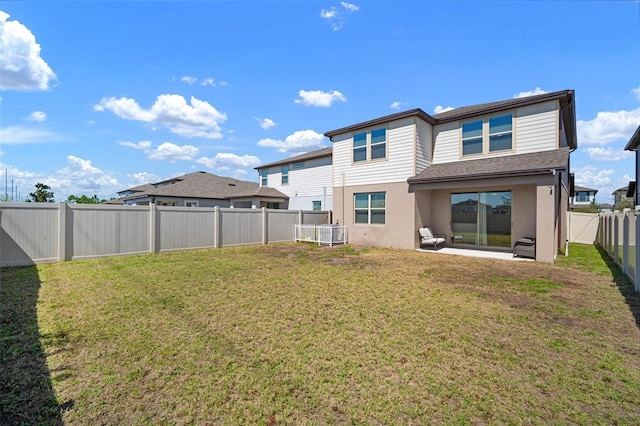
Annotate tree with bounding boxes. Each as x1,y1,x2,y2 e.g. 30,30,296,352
27,183,55,203
67,194,105,204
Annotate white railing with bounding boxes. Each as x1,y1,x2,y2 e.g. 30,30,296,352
295,224,348,246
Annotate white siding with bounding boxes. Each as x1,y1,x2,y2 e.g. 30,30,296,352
515,101,559,153
332,118,416,187
265,156,332,210
415,118,433,173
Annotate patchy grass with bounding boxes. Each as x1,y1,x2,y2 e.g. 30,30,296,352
2,242,640,424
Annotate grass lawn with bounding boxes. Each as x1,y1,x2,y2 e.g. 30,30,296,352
2,243,640,424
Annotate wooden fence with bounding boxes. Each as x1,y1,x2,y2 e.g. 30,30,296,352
0,203,330,267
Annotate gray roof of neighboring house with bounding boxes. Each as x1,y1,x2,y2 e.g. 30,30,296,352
255,147,333,170
574,185,598,193
324,90,577,149
407,148,570,184
117,171,287,201
624,125,640,151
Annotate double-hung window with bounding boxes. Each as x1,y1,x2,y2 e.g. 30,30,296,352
353,132,367,162
281,165,289,185
260,169,268,186
353,127,387,162
489,114,513,152
462,120,483,156
354,192,386,224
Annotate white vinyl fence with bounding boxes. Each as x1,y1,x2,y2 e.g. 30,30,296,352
595,211,640,292
0,202,331,267
294,224,348,246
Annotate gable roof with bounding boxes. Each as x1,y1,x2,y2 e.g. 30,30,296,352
624,125,640,151
255,147,332,170
324,90,577,149
117,171,287,201
407,148,570,185
574,185,598,193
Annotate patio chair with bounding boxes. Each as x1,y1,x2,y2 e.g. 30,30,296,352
513,237,536,259
418,227,446,250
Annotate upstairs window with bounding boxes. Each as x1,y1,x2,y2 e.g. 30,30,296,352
353,127,387,163
370,128,386,160
462,120,483,156
260,169,267,186
313,200,322,211
281,165,289,185
489,114,513,152
293,161,305,170
353,132,367,162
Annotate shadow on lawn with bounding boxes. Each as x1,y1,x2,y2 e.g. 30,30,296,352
0,265,71,425
596,245,640,329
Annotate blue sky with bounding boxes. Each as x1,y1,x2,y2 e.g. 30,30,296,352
1,1,639,203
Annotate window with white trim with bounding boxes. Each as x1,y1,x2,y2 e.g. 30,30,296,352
260,169,267,186
354,192,385,224
353,127,387,162
281,165,289,185
185,200,199,208
313,200,321,211
489,114,513,152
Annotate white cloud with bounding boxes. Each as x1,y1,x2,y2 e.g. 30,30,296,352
390,101,407,110
257,117,276,130
577,106,640,146
46,155,120,200
147,142,198,162
631,87,640,100
28,111,46,122
258,129,325,153
584,147,634,162
95,94,227,139
118,140,152,150
196,153,261,171
0,11,57,91
0,125,65,144
181,76,197,84
341,2,359,11
201,77,215,86
320,2,359,30
295,89,346,107
514,87,547,98
433,105,455,114
129,172,160,186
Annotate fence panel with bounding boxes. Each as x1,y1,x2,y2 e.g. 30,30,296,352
267,209,299,243
626,211,636,280
158,206,216,252
220,208,263,247
568,212,600,244
301,211,330,225
71,204,150,259
0,203,59,266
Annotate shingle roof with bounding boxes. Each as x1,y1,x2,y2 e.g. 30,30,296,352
574,185,598,193
118,171,287,201
255,147,333,170
624,126,640,151
407,148,570,184
324,90,577,149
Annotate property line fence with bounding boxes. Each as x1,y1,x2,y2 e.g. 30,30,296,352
0,202,331,267
294,224,348,246
595,210,640,292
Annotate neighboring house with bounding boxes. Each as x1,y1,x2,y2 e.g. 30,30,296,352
624,125,640,207
255,147,333,211
324,89,577,263
570,185,598,210
111,171,287,208
612,186,633,210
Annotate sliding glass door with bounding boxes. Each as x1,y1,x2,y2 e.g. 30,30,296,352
451,191,511,248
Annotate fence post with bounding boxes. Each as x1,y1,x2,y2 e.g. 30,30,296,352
58,202,70,262
214,206,220,248
299,209,303,225
613,215,619,264
262,207,268,245
623,213,629,274
149,204,158,253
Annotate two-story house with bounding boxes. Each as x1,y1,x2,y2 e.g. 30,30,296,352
570,185,598,210
255,147,333,211
324,90,577,262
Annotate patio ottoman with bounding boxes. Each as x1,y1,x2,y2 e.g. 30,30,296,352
514,237,535,259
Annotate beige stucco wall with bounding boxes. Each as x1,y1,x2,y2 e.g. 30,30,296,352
333,182,417,249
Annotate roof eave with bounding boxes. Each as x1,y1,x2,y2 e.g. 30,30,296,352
624,126,640,151
324,108,435,139
407,167,564,185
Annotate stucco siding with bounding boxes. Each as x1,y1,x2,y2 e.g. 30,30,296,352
331,118,416,187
